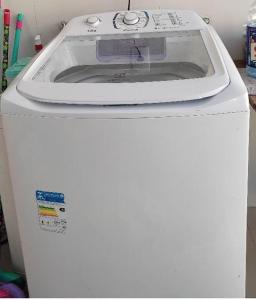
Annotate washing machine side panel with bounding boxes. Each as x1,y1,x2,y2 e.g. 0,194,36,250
3,113,249,297
0,120,25,273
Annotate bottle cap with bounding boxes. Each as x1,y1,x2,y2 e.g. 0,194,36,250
4,9,10,26
34,35,42,45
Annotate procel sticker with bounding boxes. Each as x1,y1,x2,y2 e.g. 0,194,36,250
36,191,67,234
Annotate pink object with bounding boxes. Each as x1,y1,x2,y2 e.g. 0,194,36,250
4,9,10,26
0,283,25,298
0,288,12,298
16,20,23,29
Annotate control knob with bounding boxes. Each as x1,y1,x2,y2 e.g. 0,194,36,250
123,12,139,25
86,16,100,27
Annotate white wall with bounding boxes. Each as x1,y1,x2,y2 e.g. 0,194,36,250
2,0,253,59
2,0,128,58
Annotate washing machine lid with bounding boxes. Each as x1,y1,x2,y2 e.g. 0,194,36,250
17,13,230,105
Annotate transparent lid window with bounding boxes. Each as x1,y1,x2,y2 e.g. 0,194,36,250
33,30,215,84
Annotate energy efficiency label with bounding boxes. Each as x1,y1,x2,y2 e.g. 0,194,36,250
36,191,67,234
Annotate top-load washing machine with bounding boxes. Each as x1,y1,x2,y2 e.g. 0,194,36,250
1,9,249,298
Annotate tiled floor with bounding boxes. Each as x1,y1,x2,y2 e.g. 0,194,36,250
1,209,256,297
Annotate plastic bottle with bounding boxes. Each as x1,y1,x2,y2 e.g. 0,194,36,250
246,0,256,77
34,34,43,53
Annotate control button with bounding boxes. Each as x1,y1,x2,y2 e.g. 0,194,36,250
86,16,100,27
123,12,139,25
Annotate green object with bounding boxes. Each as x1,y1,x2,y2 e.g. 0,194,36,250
2,9,11,92
0,270,24,287
5,57,31,80
11,13,24,66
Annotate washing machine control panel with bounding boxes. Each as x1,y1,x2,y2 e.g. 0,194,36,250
68,10,206,36
113,11,149,30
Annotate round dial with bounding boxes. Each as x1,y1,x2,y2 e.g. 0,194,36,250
123,12,139,25
86,16,100,27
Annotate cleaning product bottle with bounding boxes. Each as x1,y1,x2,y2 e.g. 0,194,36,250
246,0,256,77
34,34,43,53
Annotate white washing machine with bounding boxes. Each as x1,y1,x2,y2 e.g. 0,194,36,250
0,108,24,273
1,10,250,297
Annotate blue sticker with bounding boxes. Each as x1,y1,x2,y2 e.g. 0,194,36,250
36,191,65,204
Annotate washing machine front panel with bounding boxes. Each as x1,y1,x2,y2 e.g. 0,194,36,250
2,112,248,297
